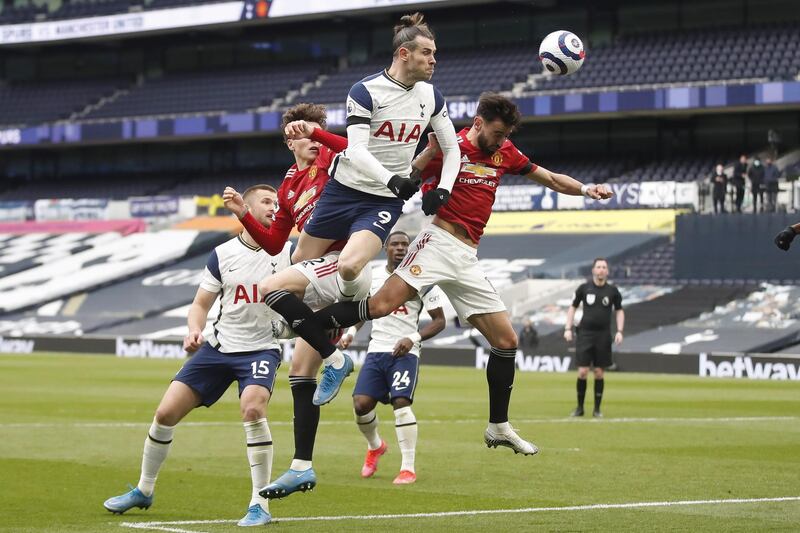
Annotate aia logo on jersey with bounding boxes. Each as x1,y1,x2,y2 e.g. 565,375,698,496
393,305,409,315
234,284,261,304
374,121,422,144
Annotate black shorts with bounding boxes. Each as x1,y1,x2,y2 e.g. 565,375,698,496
575,329,613,368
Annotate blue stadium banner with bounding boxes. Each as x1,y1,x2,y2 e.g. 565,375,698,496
129,196,180,218
2,81,799,148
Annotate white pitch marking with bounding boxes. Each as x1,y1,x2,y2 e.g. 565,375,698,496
2,415,798,429
119,496,800,532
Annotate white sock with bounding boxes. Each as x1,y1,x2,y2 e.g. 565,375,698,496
488,421,510,434
137,419,175,497
355,409,382,450
244,418,272,509
394,406,417,473
336,272,362,300
290,459,312,471
324,349,345,369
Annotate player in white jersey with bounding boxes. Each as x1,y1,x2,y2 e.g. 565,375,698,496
263,12,460,411
339,231,445,485
104,185,288,527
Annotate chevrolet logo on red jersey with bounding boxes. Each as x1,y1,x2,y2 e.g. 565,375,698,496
293,186,317,212
462,162,498,178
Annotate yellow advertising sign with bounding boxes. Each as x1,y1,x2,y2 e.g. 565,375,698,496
485,209,685,234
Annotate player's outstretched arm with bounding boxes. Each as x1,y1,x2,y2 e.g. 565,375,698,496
309,127,348,153
184,288,217,353
410,132,441,182
525,166,613,199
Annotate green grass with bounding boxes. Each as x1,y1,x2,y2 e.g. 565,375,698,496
1,353,799,532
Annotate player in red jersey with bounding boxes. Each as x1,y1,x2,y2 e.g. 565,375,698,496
311,93,613,455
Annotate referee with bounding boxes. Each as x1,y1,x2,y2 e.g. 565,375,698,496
563,258,624,418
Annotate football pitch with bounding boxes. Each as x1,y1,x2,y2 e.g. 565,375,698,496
1,353,798,532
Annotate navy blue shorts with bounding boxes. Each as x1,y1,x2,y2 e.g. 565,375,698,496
303,177,403,243
352,352,419,404
173,343,281,407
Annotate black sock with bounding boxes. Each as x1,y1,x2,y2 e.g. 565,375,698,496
594,379,604,411
577,378,587,408
486,347,516,423
265,290,335,358
289,376,319,461
313,298,372,330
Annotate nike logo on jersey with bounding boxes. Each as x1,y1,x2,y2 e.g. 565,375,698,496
229,267,240,272
378,104,390,109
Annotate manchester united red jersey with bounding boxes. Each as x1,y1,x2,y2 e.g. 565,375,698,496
242,144,345,255
421,128,535,243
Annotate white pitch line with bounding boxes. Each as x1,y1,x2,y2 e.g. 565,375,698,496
2,415,798,429
119,496,800,532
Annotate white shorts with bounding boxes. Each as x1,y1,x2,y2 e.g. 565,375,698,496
292,251,371,310
394,224,506,321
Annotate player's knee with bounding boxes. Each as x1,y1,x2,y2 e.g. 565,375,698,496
258,277,276,298
392,398,411,410
594,368,605,379
337,259,362,281
241,403,266,421
154,407,181,427
577,368,590,379
493,332,518,351
353,396,374,416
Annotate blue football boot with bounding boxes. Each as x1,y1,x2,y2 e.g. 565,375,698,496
103,485,153,514
259,468,317,499
237,504,271,526
312,353,354,406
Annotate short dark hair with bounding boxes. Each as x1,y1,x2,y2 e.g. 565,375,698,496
476,92,522,131
386,230,410,244
393,12,435,56
281,103,327,141
242,184,277,203
592,257,608,268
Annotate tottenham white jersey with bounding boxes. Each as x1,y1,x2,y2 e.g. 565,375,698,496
335,70,450,197
367,265,443,356
199,235,292,353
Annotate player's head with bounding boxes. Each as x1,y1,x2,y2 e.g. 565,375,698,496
592,257,609,283
385,230,410,269
472,92,522,154
392,12,436,82
282,103,327,164
242,184,278,227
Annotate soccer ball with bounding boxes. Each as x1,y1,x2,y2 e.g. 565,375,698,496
539,30,585,76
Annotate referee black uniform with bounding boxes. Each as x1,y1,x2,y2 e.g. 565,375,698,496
568,280,623,417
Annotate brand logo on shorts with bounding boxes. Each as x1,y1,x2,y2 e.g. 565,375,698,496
410,265,422,276
586,294,595,305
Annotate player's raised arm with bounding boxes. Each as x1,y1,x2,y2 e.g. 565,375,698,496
285,119,349,154
420,91,459,215
524,165,613,199
344,83,419,200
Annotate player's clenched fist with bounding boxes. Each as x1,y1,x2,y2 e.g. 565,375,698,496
774,225,797,251
222,186,247,219
421,188,450,215
284,120,314,140
183,330,204,353
582,184,613,200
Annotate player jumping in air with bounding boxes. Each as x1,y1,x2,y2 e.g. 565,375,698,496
339,231,445,484
261,12,461,410
104,185,289,526
309,92,613,454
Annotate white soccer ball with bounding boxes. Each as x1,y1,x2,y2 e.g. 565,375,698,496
539,30,585,76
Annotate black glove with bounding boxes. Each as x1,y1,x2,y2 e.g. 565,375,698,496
421,188,450,216
387,175,419,200
774,226,797,251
